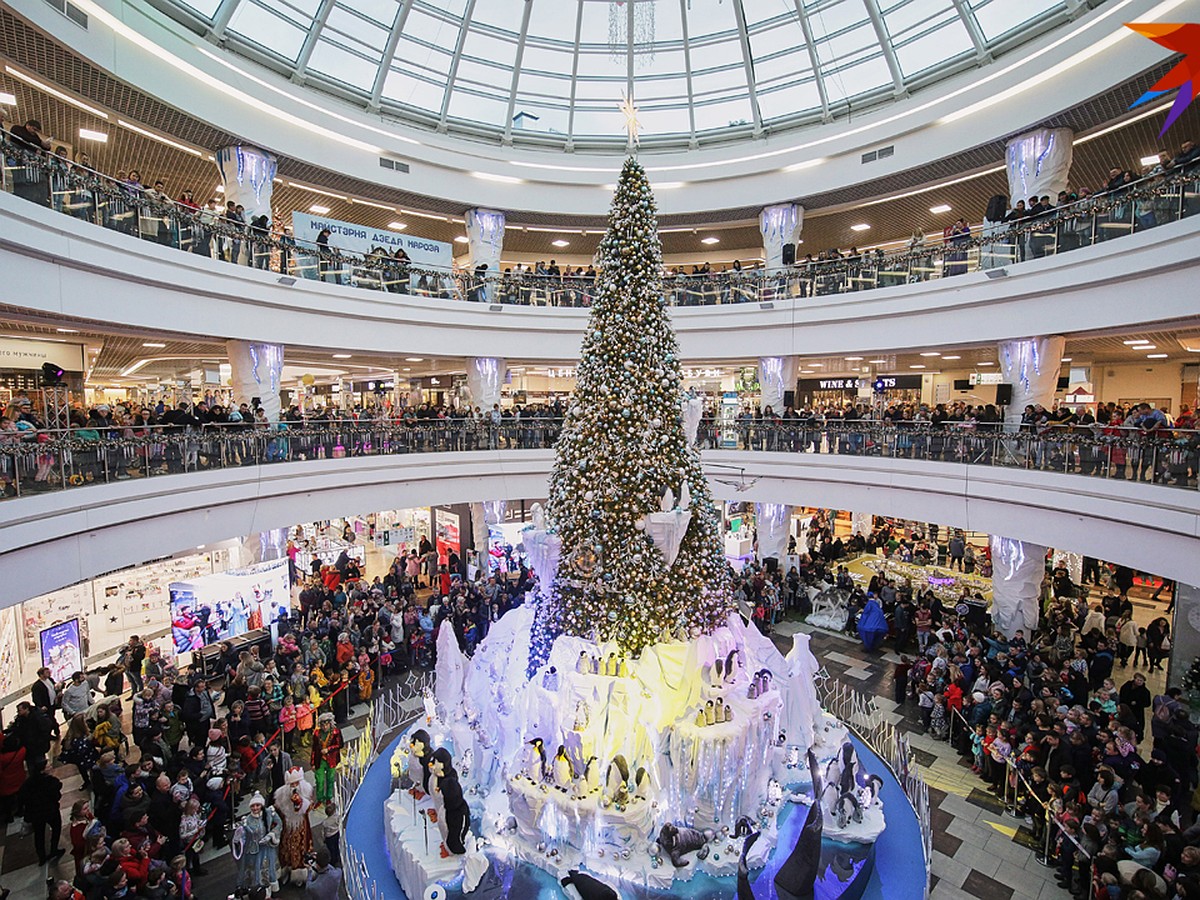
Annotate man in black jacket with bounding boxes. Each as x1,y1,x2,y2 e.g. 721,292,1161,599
20,756,63,864
181,678,216,751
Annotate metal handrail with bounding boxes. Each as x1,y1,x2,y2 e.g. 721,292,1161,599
5,131,1200,307
1,418,1195,500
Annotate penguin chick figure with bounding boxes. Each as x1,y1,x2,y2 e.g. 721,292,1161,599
526,738,548,781
553,744,575,789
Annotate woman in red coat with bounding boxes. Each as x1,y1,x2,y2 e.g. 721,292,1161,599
0,734,26,825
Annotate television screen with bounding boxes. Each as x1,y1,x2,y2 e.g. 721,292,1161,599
169,559,290,654
40,618,83,683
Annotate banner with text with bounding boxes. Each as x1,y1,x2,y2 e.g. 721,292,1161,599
290,211,453,271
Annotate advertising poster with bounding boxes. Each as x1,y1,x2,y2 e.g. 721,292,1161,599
0,608,20,700
23,582,92,656
170,559,290,654
40,619,83,683
290,211,453,271
435,508,461,567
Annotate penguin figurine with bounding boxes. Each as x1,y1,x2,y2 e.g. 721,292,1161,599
606,755,629,803
617,656,630,678
749,681,759,700
553,745,574,790
714,658,725,685
526,738,548,781
704,700,716,726
606,652,618,676
715,701,725,724
576,651,590,674
725,649,740,683
695,708,706,728
634,766,651,800
725,705,733,723
542,666,559,691
591,655,601,675
583,756,601,792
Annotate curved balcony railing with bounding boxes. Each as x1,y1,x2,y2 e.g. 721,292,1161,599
2,418,1196,501
5,132,1200,308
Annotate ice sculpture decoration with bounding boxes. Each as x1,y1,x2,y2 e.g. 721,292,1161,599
755,503,790,561
467,358,505,410
990,535,1046,638
758,203,804,271
1005,128,1073,204
523,503,562,600
757,357,796,414
681,392,703,446
466,209,506,303
226,340,283,422
997,336,1066,430
644,483,693,569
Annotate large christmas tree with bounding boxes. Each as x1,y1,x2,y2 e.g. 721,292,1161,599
543,158,733,654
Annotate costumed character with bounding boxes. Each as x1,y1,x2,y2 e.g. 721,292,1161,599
560,868,620,900
311,713,343,804
605,755,629,803
856,596,889,651
404,729,433,797
655,822,713,868
272,766,314,871
526,738,548,781
233,792,282,894
553,745,574,790
429,747,470,858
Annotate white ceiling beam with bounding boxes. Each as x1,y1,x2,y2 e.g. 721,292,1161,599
949,0,992,64
292,0,337,84
437,0,479,130
368,0,416,111
790,0,831,122
677,0,697,146
208,0,243,41
861,0,905,98
730,0,763,135
566,0,585,149
503,0,536,144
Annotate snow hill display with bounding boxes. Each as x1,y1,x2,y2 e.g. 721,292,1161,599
382,160,888,900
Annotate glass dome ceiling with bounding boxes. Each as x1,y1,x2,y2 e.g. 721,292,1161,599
162,0,1077,149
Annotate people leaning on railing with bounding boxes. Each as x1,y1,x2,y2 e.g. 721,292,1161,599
4,129,1200,308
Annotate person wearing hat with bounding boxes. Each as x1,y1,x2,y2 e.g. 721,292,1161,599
233,792,281,894
310,715,342,805
272,766,313,874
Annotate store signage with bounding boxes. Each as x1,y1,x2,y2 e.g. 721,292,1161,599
798,375,922,391
970,372,1005,385
290,211,454,271
0,337,85,372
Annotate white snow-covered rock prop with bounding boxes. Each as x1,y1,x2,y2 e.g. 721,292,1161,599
806,587,850,631
522,504,562,601
681,395,704,447
643,484,693,569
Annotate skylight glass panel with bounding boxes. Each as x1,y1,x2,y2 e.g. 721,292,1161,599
401,7,462,47
893,18,973,77
682,0,736,40
174,0,222,18
637,103,692,136
324,6,389,49
803,0,871,36
308,40,380,89
458,29,520,73
757,80,823,121
342,0,399,27
395,36,454,77
880,0,953,37
969,0,1062,43
822,54,892,104
446,89,512,126
227,1,308,61
693,96,753,132
382,68,447,110
748,19,811,60
570,105,626,137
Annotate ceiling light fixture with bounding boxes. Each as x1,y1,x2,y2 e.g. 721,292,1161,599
910,365,926,369
1123,339,1150,345
387,222,407,230
0,92,14,105
116,119,204,157
552,239,570,248
1061,357,1073,362
286,182,348,201
5,66,109,118
454,236,469,244
850,223,871,232
349,199,395,211
78,128,108,143
941,355,961,360
471,171,525,185
868,358,888,364
929,204,952,214
920,352,941,357
141,342,166,348
701,237,721,245
808,363,823,368
56,328,78,333
1138,345,1157,351
405,357,424,362
845,356,863,361
309,204,331,215
977,361,994,366
331,353,352,359
1147,353,1168,359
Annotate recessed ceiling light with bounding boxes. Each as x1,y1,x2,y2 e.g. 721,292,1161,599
1061,357,1073,362
78,128,108,143
141,342,166,348
387,221,407,230
402,367,411,372
808,363,823,367
929,204,952,214
850,223,871,232
844,356,863,361
701,237,720,245
919,352,941,357
552,239,570,248
0,92,14,105
909,365,926,369
941,355,961,360
1138,345,1157,350
977,361,994,366
405,357,424,362
868,359,888,364
454,236,469,244
309,204,331,214
331,353,352,359
1140,154,1161,166
56,328,78,333
1123,339,1150,345
1147,353,1168,359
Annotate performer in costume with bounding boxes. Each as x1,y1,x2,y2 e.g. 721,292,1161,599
406,729,433,798
429,747,470,857
272,766,314,871
310,713,343,804
233,792,282,894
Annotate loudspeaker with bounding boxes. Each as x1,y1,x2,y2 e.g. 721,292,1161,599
764,557,779,574
995,383,1013,405
783,390,795,409
781,242,796,266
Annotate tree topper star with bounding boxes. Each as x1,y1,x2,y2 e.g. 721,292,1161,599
619,94,642,149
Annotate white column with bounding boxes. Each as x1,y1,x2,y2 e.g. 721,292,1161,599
467,357,506,410
759,203,803,271
990,536,1046,638
1005,128,1073,203
214,145,278,222
466,208,506,302
997,335,1066,429
851,511,873,537
758,356,797,413
470,500,505,575
756,503,791,562
241,528,287,566
226,340,284,422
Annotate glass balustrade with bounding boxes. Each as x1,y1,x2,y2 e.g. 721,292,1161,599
2,419,1196,500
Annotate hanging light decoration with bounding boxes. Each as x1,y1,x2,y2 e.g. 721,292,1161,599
609,0,656,68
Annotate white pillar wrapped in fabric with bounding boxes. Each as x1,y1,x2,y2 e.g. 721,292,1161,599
997,335,1066,430
465,208,506,302
226,340,284,422
466,357,506,410
241,528,286,566
990,536,1046,638
470,500,506,576
1004,128,1073,204
214,145,278,222
758,356,797,414
851,511,873,537
756,503,792,562
758,203,803,271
